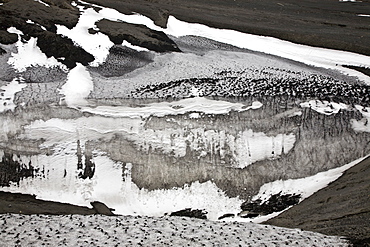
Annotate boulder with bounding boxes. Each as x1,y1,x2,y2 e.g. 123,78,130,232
96,19,180,53
170,208,207,219
241,193,301,216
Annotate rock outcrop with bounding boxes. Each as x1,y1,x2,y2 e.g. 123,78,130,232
95,19,180,53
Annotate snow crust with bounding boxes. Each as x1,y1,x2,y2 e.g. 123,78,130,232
0,214,350,247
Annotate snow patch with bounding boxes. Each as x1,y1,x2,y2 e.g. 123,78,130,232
0,78,27,113
351,105,370,132
300,100,348,115
56,2,150,65
34,0,50,7
66,1,370,83
59,63,93,106
235,130,296,168
7,27,65,72
253,155,368,203
0,214,351,246
122,40,150,52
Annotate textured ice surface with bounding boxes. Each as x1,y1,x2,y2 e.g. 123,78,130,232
0,145,242,220
0,214,350,247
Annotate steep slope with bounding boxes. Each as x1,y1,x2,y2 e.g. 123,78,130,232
267,156,370,245
87,0,370,56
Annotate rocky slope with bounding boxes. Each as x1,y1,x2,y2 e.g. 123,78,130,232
87,0,370,56
266,156,370,246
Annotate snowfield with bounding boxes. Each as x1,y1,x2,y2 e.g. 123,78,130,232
0,214,350,247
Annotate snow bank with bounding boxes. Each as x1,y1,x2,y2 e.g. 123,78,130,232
0,145,242,220
59,63,93,106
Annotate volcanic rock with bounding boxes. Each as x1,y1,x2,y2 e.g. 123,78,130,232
96,19,180,53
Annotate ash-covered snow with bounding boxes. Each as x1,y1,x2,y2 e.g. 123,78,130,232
0,214,350,246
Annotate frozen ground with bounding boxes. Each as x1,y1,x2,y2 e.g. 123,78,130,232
0,214,350,247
